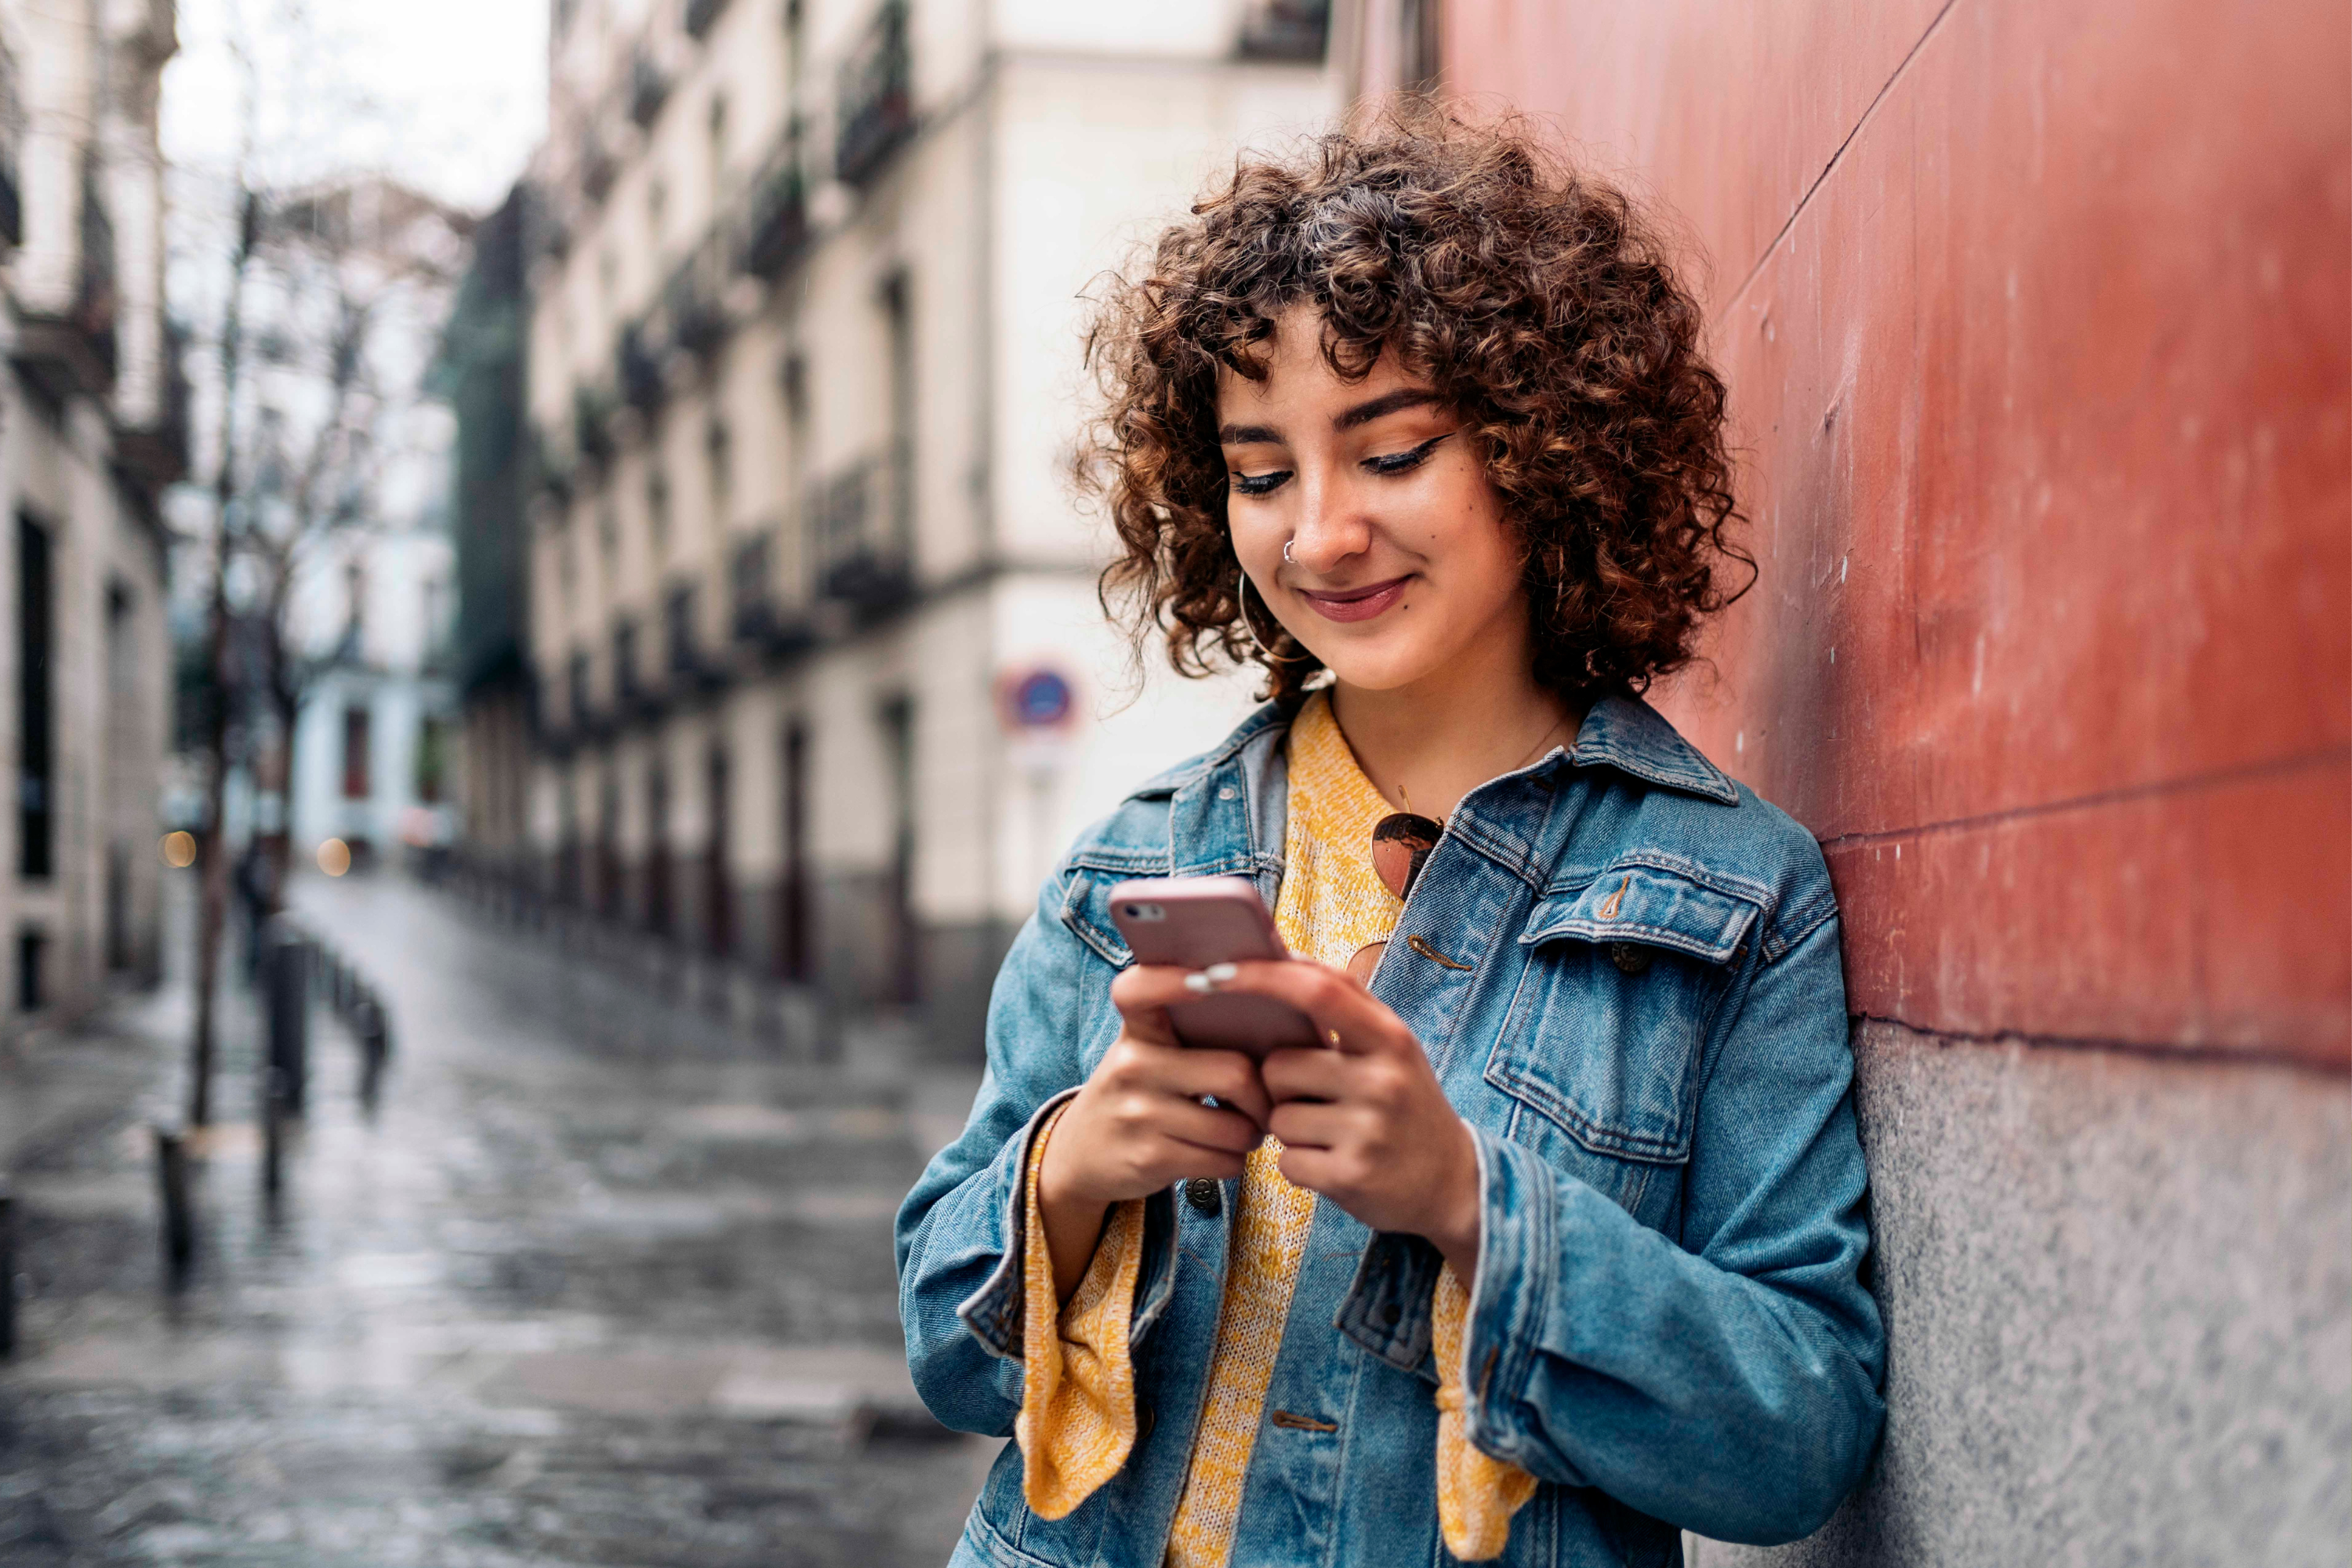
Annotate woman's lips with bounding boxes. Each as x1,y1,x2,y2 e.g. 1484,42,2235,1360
1295,576,1410,623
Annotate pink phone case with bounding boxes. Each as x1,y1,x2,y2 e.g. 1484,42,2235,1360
1107,877,1323,1057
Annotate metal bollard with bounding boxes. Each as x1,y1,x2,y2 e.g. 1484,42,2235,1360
0,1184,16,1357
154,1127,193,1287
355,997,390,1113
261,1071,284,1200
266,924,313,1116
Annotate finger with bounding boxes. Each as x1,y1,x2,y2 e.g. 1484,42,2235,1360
1266,1098,1353,1150
1260,1045,1353,1104
1151,1137,1248,1184
1120,1041,1272,1127
1155,1098,1265,1155
1111,963,1209,1013
1195,960,1403,1057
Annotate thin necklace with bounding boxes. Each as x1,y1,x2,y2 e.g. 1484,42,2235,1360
1394,709,1570,818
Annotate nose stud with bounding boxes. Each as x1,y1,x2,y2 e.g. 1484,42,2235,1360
1282,539,1295,564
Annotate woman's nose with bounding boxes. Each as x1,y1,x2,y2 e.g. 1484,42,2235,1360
1285,470,1374,574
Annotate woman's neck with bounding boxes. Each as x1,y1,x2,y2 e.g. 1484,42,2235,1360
1326,650,1578,822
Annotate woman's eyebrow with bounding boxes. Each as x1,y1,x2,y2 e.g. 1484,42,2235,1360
1334,388,1441,430
1217,422,1283,445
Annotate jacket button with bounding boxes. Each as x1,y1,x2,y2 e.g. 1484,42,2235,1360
1379,1298,1403,1327
1185,1178,1222,1216
1609,942,1652,975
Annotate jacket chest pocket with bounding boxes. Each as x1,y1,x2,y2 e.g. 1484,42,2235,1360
1484,860,1759,1180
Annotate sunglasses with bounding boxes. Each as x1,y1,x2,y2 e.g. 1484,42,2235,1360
1345,810,1444,983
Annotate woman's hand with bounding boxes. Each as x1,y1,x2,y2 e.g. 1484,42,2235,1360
1033,964,1273,1301
1220,960,1484,1279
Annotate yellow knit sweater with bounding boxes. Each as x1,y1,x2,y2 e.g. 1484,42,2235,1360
1014,693,1536,1563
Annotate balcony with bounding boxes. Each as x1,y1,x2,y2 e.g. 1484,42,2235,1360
660,236,729,361
731,532,815,654
572,381,617,466
612,617,651,717
664,582,728,691
1236,0,1330,60
835,1,913,187
684,0,728,38
814,448,913,614
740,151,809,280
616,321,665,414
11,162,118,404
628,52,671,129
580,129,618,204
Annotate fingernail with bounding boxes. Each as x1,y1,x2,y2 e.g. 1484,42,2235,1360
1183,971,1216,995
1203,963,1239,984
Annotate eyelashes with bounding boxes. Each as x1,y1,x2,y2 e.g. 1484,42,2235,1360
1226,431,1455,498
1366,432,1454,475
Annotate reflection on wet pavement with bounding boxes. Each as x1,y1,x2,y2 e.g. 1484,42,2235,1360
0,870,996,1566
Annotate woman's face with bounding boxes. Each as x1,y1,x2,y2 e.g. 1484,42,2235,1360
1217,307,1528,696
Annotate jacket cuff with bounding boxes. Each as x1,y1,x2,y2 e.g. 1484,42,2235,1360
954,1085,1081,1359
1458,1125,1562,1467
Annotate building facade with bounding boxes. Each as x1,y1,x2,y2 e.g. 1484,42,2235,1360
516,0,1341,1049
0,0,180,1029
1439,2,2350,1563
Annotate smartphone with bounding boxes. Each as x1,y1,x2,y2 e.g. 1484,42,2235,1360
1107,877,1322,1057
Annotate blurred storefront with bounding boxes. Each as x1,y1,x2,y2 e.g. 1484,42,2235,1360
1439,2,2350,1563
0,0,182,1032
490,0,1342,1052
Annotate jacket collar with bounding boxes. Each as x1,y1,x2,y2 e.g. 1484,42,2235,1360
1155,688,1737,820
1566,692,1740,804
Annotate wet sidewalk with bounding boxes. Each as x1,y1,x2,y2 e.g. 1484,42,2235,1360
0,867,997,1566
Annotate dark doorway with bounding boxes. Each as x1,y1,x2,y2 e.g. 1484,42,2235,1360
705,746,731,959
597,770,622,920
779,720,810,982
646,762,671,938
879,695,916,1005
16,514,53,880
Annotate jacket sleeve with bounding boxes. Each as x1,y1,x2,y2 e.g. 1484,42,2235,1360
895,872,1109,1437
1455,909,1886,1545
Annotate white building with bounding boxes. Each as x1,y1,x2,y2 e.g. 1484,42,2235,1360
0,0,180,1029
517,0,1343,1049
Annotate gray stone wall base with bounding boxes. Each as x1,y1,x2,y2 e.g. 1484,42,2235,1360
1689,1022,2351,1567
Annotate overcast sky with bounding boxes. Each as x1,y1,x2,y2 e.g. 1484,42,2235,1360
162,0,550,215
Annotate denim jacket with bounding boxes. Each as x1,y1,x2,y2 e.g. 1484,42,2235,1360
896,695,1885,1568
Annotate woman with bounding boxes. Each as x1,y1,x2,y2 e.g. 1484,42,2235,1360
896,116,1884,1568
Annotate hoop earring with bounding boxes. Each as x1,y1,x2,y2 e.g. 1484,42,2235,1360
1237,567,1312,666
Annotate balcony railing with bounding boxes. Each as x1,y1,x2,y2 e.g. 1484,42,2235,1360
580,129,617,203
835,1,913,186
612,618,642,708
660,234,730,360
731,531,815,653
628,51,671,129
740,147,809,279
572,381,617,466
617,321,665,413
815,448,913,613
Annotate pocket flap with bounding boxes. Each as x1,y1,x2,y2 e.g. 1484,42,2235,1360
1519,862,1759,966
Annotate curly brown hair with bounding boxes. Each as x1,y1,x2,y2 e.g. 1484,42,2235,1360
1076,110,1751,708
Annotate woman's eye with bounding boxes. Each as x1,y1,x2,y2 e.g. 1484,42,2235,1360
1229,469,1292,497
1364,433,1453,475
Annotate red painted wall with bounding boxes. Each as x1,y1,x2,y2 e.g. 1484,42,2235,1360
1441,0,2351,1065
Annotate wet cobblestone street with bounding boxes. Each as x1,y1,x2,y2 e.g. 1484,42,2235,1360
0,869,997,1566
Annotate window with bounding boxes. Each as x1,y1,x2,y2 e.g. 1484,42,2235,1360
416,716,447,804
648,467,670,559
16,929,43,1012
342,706,372,800
344,559,367,643
706,419,732,521
16,513,53,880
